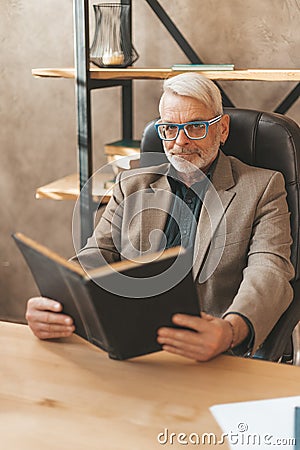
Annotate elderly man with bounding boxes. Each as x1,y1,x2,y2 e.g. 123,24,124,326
26,72,294,361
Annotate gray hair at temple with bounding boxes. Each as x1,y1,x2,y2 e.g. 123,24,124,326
159,72,223,116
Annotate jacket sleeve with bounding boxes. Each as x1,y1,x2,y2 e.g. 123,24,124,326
224,171,294,352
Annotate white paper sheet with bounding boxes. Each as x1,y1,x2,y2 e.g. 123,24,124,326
210,395,300,450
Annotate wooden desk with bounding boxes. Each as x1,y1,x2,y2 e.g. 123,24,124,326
2,321,300,450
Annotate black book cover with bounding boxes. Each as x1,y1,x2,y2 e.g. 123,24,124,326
13,233,200,360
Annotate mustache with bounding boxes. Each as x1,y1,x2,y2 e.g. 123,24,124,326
168,148,200,155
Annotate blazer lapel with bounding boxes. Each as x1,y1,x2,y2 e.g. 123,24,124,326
193,151,236,281
139,168,173,254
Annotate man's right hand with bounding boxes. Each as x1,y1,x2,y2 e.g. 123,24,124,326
26,297,75,340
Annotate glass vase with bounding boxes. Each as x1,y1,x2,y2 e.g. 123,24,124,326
90,3,139,68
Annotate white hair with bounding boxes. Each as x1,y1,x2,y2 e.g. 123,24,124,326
159,72,223,116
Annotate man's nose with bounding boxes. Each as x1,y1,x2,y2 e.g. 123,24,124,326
175,128,190,146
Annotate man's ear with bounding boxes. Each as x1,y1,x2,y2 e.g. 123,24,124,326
220,114,230,144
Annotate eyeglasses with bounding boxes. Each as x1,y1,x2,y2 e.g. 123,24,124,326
155,115,222,141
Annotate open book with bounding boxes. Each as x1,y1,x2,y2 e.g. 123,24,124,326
13,233,200,360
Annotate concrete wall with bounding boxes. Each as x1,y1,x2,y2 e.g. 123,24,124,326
1,0,299,321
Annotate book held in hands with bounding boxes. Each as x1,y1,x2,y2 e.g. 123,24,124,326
13,232,200,360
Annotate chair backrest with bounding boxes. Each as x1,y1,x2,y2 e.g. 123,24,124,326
141,108,300,361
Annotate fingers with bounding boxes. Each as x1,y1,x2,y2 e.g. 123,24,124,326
35,324,76,340
157,313,232,362
158,326,201,347
200,312,214,321
171,313,205,332
157,315,205,360
26,297,75,340
157,325,205,361
32,310,73,326
160,344,203,361
28,296,62,313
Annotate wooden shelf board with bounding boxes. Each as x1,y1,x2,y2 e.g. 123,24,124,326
36,172,113,203
104,139,140,156
32,67,300,82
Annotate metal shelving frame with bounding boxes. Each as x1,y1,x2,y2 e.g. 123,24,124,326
74,0,134,246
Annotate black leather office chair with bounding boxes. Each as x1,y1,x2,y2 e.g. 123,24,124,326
140,108,300,362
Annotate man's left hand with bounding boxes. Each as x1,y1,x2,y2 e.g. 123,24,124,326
157,312,236,361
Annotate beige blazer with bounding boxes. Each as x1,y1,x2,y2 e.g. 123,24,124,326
78,151,294,351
